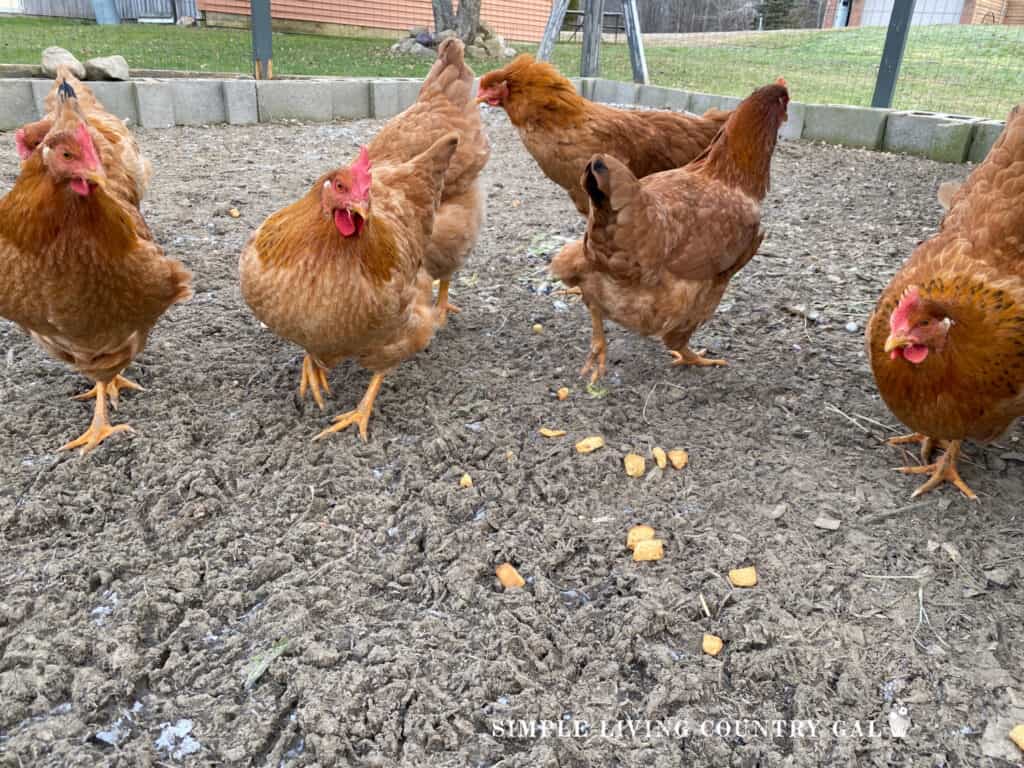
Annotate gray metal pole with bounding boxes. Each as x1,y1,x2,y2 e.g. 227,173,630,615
581,0,605,78
538,0,571,62
871,0,916,108
251,0,273,80
621,0,648,84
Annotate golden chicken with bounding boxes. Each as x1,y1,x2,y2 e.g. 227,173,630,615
367,39,490,323
476,54,729,215
0,81,192,453
867,103,1024,500
239,134,459,441
16,66,151,207
550,80,789,382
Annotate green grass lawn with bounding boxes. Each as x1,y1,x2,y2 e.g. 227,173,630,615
1,15,1021,118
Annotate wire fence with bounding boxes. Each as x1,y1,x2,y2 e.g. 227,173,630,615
557,0,1024,119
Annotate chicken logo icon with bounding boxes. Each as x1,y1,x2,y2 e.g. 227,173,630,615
888,704,912,740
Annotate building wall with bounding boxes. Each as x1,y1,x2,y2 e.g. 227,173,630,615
197,0,551,42
825,0,1023,22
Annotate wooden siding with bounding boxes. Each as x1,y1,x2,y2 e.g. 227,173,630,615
23,0,197,18
197,0,551,41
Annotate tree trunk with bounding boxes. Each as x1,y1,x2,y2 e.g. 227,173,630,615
455,0,482,43
432,0,455,31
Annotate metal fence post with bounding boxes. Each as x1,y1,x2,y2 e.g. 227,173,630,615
537,0,570,62
621,0,648,84
251,0,273,80
581,0,605,78
871,0,916,108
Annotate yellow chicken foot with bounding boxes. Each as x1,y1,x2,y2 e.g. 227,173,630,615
670,347,728,367
887,432,947,464
73,373,143,410
435,280,462,326
314,372,385,442
555,286,583,299
60,380,134,455
299,354,331,410
896,440,978,501
580,305,608,384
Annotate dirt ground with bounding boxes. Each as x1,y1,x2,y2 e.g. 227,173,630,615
1,110,1022,768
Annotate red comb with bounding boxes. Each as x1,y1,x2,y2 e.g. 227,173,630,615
75,123,101,171
890,287,920,333
350,146,372,198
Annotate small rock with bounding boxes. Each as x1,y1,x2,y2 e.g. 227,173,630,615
465,44,488,60
813,514,841,531
478,19,498,39
85,55,129,81
845,321,859,333
41,46,85,79
762,503,787,520
483,37,505,57
409,42,435,58
414,31,434,47
176,15,196,26
436,29,459,42
984,567,1013,587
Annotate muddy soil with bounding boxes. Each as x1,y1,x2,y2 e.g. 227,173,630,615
1,111,1022,768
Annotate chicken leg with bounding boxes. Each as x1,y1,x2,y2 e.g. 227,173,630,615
299,354,331,410
314,372,385,442
580,305,607,384
73,373,143,410
887,432,946,465
670,348,728,367
435,280,461,326
896,439,978,501
60,380,134,454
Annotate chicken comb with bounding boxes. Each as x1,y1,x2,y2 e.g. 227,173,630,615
75,122,101,171
58,79,77,102
350,146,372,199
890,286,920,333
775,76,787,87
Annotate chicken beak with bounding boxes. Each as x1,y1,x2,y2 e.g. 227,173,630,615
349,202,368,220
884,335,908,353
474,95,487,105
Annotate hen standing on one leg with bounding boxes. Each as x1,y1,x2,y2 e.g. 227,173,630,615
867,103,1024,500
0,82,192,453
550,80,789,383
367,39,490,325
239,135,460,441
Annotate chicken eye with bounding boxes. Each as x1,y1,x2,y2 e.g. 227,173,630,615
62,151,72,160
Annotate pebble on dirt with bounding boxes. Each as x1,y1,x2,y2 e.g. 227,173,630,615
813,514,842,530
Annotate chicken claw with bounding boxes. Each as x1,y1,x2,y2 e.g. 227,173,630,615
435,280,462,326
896,440,978,501
314,372,385,442
299,354,331,410
670,348,728,367
61,380,134,455
886,432,948,464
580,306,607,383
73,373,143,410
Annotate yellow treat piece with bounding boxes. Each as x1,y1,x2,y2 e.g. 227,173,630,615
624,453,646,478
228,207,241,218
557,387,570,401
652,447,667,469
626,524,656,551
1010,725,1024,753
668,449,689,469
633,539,664,561
459,473,473,488
496,563,525,589
728,566,758,587
539,427,567,438
575,436,605,454
532,323,544,334
702,634,724,656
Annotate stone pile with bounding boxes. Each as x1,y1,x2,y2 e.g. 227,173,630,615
42,47,130,81
390,20,517,60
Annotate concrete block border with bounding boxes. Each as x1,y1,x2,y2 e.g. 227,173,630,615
0,75,1006,164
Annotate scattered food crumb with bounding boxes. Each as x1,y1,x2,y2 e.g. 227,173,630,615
626,524,655,551
1009,724,1024,753
633,539,664,561
624,453,645,478
729,566,758,588
668,449,689,469
557,386,570,400
459,473,473,488
575,436,605,454
228,207,240,218
702,633,724,656
496,563,525,589
538,427,566,438
532,323,543,334
652,447,667,469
